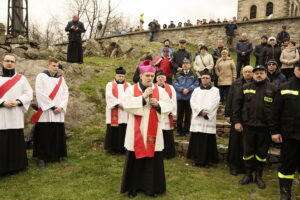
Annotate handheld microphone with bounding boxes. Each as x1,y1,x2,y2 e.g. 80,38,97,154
148,83,153,98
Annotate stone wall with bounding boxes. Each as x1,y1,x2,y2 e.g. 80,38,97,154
94,17,300,49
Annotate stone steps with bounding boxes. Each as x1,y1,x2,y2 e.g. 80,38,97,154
174,140,280,165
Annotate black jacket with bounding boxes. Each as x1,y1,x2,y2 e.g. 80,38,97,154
171,49,191,74
225,77,249,118
232,79,277,127
65,20,86,42
271,77,300,140
259,44,282,66
276,31,290,46
253,43,267,66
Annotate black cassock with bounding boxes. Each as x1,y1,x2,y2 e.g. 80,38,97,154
121,151,166,196
33,122,67,162
65,20,86,64
0,129,28,175
104,124,127,153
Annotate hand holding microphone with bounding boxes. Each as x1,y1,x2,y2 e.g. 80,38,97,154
143,83,153,99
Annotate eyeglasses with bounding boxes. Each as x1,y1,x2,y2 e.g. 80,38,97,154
268,63,276,66
201,77,211,79
3,60,15,63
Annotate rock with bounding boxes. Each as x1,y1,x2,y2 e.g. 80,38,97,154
118,41,132,54
105,42,121,57
17,35,27,43
217,144,228,154
83,39,103,56
24,48,40,59
0,45,11,52
39,49,53,59
0,48,8,58
13,47,26,58
0,36,6,45
0,23,5,44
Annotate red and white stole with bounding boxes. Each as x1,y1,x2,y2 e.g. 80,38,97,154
164,83,174,130
134,83,159,159
0,74,22,98
110,81,128,126
31,76,63,123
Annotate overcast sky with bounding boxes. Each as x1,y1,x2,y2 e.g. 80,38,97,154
0,0,237,30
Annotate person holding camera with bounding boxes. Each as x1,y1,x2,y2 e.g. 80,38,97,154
65,15,86,64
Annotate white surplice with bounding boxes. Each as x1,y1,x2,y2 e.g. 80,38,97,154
189,86,220,134
105,81,131,124
122,84,172,151
35,73,69,122
158,84,177,130
0,74,33,129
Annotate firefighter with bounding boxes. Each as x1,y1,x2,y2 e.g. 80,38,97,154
271,61,300,200
232,65,277,189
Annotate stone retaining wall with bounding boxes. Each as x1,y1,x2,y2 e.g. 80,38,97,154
93,17,300,49
175,140,280,165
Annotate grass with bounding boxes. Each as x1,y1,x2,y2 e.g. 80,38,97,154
1,49,299,200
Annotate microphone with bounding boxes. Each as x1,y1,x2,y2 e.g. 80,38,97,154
148,83,153,99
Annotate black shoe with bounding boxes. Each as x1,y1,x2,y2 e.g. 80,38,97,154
37,160,45,168
128,191,137,198
279,178,292,200
230,169,238,176
255,169,266,189
151,193,158,198
239,174,253,185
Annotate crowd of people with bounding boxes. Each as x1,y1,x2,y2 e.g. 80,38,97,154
1,14,300,200
104,26,300,199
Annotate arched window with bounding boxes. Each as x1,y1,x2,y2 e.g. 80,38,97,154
250,5,257,19
291,3,294,16
266,2,274,16
295,7,298,16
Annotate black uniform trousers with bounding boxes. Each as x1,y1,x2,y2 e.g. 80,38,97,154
176,100,192,135
242,126,270,170
278,138,300,178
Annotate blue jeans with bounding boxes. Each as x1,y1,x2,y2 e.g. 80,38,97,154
149,32,155,42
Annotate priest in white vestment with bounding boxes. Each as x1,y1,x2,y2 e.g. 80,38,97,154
32,58,69,168
0,53,33,175
156,70,177,159
104,67,130,153
187,70,220,167
120,60,171,198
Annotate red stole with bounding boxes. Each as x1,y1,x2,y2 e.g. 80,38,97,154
134,83,159,159
164,83,174,129
111,81,128,126
0,74,22,98
31,76,63,123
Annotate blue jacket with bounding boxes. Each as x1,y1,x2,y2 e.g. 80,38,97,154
267,71,287,88
236,40,253,60
174,71,199,100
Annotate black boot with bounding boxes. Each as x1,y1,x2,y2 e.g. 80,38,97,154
239,168,253,185
255,168,266,189
279,178,292,200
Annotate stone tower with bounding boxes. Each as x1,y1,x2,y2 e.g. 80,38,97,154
237,0,300,21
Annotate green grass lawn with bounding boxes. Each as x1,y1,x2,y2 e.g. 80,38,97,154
1,54,299,200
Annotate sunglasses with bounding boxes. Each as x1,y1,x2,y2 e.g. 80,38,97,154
268,63,276,66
